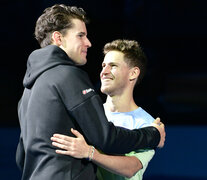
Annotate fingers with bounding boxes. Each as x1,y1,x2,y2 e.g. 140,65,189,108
51,135,71,145
51,129,84,152
55,149,71,155
52,133,74,141
71,128,84,138
52,141,71,151
154,117,160,122
51,138,78,157
157,124,166,148
153,117,161,125
153,117,165,127
50,130,88,159
55,148,76,157
52,129,84,140
152,118,166,148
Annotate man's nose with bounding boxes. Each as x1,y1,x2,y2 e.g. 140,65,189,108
85,37,92,48
101,65,110,76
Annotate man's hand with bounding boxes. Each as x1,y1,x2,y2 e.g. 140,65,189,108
151,118,166,148
51,128,90,159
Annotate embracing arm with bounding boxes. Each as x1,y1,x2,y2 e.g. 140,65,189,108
69,96,165,153
92,149,142,178
51,128,154,178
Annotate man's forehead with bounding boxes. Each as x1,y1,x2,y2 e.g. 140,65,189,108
103,51,124,63
70,19,87,32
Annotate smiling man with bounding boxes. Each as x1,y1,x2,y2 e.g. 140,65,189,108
51,39,162,180
16,4,165,180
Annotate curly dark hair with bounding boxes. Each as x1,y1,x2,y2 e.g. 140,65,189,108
35,4,88,47
103,39,148,84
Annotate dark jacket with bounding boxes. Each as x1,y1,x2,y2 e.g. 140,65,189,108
16,45,160,180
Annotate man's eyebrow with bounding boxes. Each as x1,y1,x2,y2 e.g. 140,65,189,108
102,62,119,66
109,62,119,65
78,32,86,35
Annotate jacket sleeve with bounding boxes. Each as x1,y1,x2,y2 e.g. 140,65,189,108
70,94,159,154
59,67,160,154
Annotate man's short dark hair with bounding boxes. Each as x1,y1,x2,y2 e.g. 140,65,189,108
35,4,88,47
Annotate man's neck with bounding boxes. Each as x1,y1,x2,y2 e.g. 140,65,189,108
104,94,138,113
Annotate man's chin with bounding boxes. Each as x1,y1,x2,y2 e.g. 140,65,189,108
100,87,106,94
76,59,87,66
100,87,111,95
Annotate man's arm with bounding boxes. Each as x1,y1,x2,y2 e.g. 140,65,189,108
93,150,155,178
92,150,142,178
125,149,155,178
51,129,154,178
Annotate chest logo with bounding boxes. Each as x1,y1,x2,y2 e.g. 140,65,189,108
82,88,94,95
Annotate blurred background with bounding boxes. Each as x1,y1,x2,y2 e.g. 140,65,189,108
1,0,207,179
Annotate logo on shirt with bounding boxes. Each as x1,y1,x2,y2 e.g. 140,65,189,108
82,88,94,95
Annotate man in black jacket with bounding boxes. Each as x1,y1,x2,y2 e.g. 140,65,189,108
16,4,165,180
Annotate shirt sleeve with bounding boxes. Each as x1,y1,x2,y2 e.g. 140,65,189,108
125,149,155,179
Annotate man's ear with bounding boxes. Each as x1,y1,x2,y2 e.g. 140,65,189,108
129,67,140,81
51,31,62,46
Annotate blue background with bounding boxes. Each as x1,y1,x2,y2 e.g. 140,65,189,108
2,126,207,179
